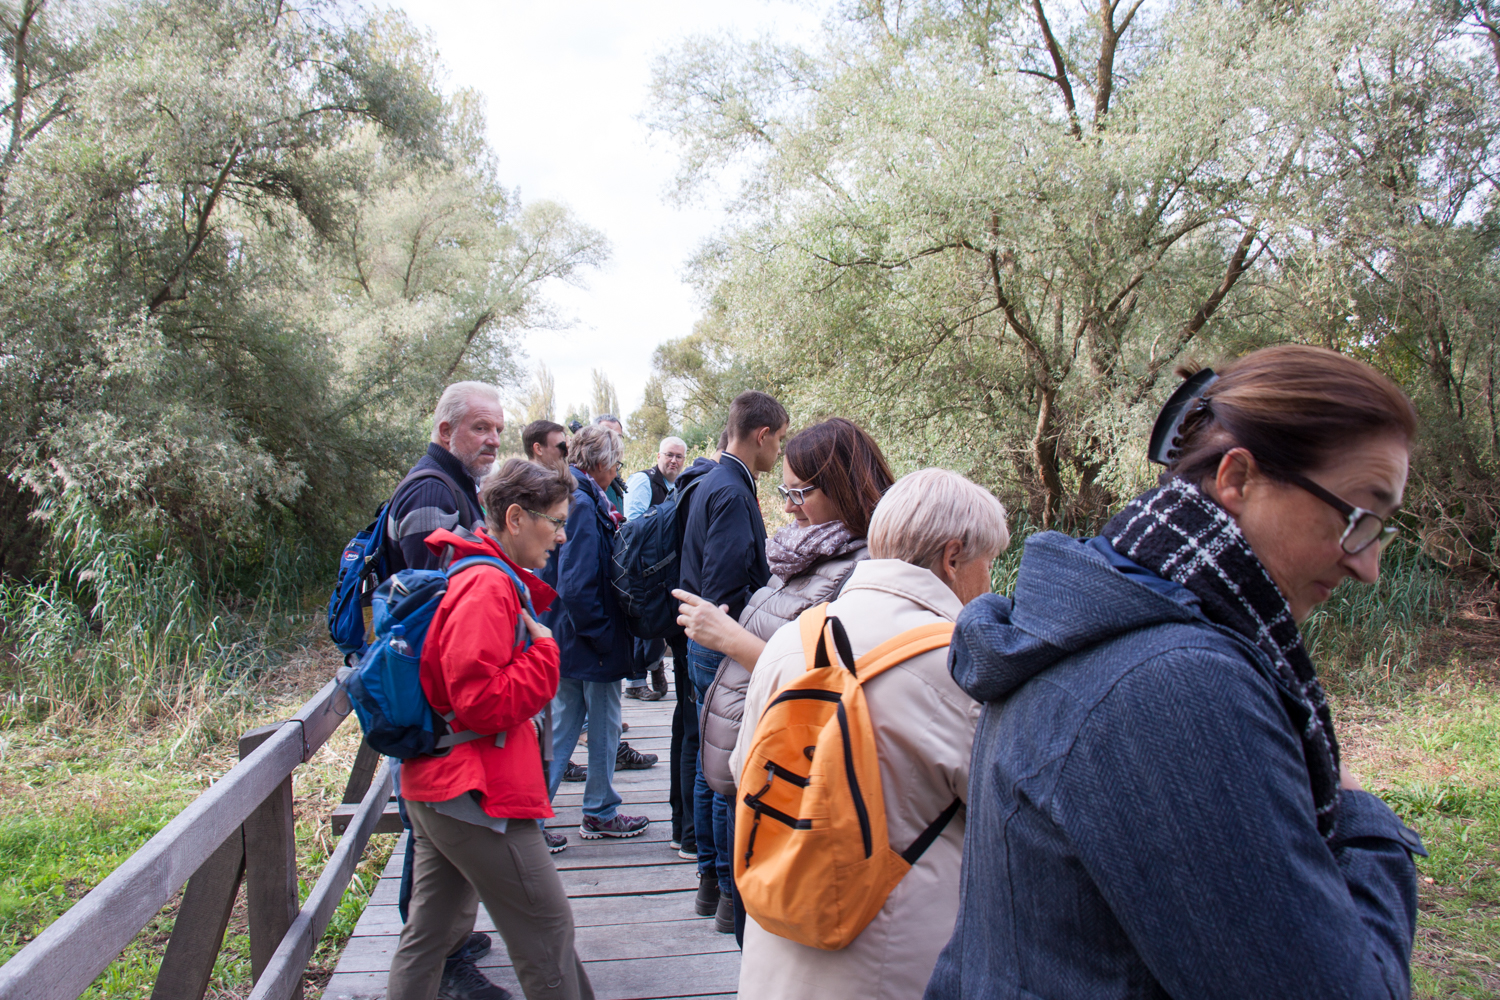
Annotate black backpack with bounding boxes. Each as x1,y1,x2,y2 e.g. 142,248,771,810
610,477,703,640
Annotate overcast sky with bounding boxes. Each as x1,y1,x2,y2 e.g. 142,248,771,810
391,0,826,423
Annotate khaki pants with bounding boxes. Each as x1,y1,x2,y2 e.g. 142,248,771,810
387,800,593,1000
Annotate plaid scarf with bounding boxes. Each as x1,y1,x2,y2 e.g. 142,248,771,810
1103,479,1343,841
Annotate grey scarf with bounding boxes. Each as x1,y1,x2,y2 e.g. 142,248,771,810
766,520,856,579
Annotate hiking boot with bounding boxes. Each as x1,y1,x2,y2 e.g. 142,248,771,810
624,685,664,701
715,891,735,934
616,741,658,770
543,829,568,853
438,957,512,1000
694,873,721,916
650,666,669,696
579,812,650,839
562,761,587,782
452,931,491,963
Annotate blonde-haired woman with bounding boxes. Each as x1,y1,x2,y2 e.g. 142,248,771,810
730,468,1009,1000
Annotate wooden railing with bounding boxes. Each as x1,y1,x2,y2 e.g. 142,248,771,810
0,681,396,1000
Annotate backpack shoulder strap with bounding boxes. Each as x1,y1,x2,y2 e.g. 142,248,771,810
394,467,476,525
853,622,956,684
448,555,535,648
797,603,832,671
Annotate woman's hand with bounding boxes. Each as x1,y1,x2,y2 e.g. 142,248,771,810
520,609,552,642
672,589,736,647
672,589,769,671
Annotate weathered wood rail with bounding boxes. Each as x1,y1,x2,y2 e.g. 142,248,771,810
0,680,391,1000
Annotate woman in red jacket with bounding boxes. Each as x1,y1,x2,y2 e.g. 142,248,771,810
387,459,594,1000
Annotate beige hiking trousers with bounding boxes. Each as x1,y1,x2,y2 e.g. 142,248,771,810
386,799,593,1000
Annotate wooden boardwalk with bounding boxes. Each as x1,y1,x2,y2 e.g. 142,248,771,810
324,679,741,1000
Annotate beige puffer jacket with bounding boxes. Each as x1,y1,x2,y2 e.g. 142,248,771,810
699,537,867,796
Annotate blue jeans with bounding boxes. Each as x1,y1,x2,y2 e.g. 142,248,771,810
687,639,733,894
547,678,623,822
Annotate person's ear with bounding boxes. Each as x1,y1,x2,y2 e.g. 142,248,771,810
754,426,769,448
943,539,963,579
437,420,453,447
1214,448,1255,517
505,503,526,535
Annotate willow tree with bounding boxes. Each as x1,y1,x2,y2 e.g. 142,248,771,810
650,0,1499,530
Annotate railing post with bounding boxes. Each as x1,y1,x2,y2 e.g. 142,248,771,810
149,830,245,1000
239,724,303,1000
340,740,382,805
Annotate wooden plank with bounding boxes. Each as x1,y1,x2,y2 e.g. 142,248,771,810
240,728,301,1000
245,762,394,1000
294,680,348,761
334,914,734,971
558,863,697,897
149,830,245,1000
340,741,383,804
0,722,304,1000
330,801,402,836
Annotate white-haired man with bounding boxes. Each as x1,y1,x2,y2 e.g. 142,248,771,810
387,382,510,1000
622,435,688,521
387,382,504,572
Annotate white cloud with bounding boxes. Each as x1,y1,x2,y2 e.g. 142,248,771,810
393,0,824,420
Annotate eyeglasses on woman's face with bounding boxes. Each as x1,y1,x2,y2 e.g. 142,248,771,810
527,509,567,530
1282,471,1398,555
777,483,821,506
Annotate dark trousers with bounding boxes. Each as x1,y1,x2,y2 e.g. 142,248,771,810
667,635,696,849
687,640,733,894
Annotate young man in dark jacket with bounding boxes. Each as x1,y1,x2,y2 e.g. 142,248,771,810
674,390,788,930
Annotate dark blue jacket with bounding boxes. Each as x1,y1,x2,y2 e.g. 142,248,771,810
552,466,632,683
925,531,1424,1000
386,443,484,571
677,452,770,622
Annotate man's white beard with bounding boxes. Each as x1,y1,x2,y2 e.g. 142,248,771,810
453,446,495,482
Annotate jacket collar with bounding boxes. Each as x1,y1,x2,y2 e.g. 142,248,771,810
719,450,755,490
423,526,557,612
840,558,964,621
426,442,480,500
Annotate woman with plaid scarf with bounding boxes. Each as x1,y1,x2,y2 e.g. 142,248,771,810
927,345,1426,1000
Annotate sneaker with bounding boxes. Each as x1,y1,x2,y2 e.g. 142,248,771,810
451,931,491,963
438,957,512,1000
616,741,658,770
579,812,650,839
678,847,697,861
694,873,721,916
715,891,735,934
670,839,681,849
562,761,587,782
543,829,568,854
624,685,664,701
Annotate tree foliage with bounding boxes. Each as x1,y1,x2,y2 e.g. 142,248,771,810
0,0,606,580
649,0,1500,557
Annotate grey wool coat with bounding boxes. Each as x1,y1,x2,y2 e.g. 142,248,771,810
698,536,868,796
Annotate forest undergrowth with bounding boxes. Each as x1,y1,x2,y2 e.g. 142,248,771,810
0,518,1495,998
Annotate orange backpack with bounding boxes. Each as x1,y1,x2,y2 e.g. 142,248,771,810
733,603,962,950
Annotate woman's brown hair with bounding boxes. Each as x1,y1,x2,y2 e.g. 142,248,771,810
482,458,575,535
784,418,896,538
1168,344,1418,485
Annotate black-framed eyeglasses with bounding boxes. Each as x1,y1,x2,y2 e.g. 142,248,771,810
776,483,820,506
527,509,567,530
1282,472,1398,555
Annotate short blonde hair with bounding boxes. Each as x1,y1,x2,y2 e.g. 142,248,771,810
570,424,622,473
868,468,1009,571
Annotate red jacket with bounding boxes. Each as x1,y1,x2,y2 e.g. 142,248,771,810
399,528,561,818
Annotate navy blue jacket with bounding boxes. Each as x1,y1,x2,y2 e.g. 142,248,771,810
677,452,770,622
386,443,484,571
552,466,632,683
925,531,1424,1000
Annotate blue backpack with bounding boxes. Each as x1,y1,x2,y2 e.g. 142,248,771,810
328,468,467,657
610,477,703,640
338,555,534,759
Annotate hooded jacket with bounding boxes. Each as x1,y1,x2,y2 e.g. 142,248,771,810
398,527,560,819
553,465,633,682
924,531,1423,1000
